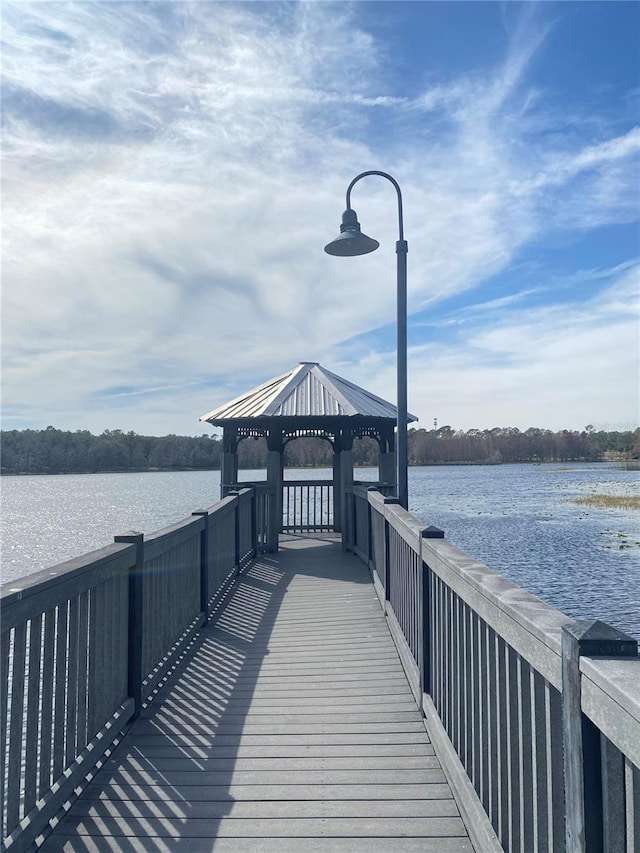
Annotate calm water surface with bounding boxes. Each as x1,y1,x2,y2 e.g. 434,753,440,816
2,464,639,638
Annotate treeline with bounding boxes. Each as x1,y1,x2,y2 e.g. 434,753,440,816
1,428,223,475
0,427,379,474
1,425,638,475
408,425,640,465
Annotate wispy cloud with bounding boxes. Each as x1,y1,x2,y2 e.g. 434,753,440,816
1,1,638,434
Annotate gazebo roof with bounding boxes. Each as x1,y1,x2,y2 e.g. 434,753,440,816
200,362,417,425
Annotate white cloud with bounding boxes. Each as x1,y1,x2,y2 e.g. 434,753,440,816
1,2,638,435
407,265,640,431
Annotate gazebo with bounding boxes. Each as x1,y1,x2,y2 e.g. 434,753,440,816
200,362,416,545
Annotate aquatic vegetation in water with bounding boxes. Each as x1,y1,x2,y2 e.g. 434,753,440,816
599,530,640,550
572,494,640,511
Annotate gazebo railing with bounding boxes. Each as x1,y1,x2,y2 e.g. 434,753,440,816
282,480,334,533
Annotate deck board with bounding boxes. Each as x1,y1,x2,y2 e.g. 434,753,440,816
42,536,473,852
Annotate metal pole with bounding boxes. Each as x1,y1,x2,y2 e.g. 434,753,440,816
396,238,408,509
344,171,408,509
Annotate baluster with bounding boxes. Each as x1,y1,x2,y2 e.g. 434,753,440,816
24,613,43,814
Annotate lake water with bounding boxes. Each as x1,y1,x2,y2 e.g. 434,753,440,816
2,464,639,638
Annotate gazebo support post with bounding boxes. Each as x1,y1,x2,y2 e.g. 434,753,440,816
332,439,342,533
378,428,396,497
266,427,284,550
221,428,238,498
339,428,354,550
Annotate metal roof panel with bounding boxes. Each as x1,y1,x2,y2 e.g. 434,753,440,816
200,362,418,424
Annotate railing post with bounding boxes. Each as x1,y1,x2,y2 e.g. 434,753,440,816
225,490,242,571
266,486,279,552
351,488,357,549
114,530,144,719
383,498,399,601
250,485,258,557
192,510,209,617
366,487,378,565
234,493,241,571
561,620,638,853
420,526,444,698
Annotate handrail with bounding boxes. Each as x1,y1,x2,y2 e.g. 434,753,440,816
1,544,136,850
282,480,334,533
0,488,260,851
4,481,638,851
283,478,333,485
348,485,640,853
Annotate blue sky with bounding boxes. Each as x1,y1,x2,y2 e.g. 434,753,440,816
2,1,639,436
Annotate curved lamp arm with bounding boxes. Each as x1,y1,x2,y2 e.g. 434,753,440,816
345,170,404,242
326,169,409,509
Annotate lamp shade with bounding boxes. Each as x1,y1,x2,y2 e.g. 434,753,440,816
324,208,379,256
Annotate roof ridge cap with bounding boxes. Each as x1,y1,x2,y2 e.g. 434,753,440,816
310,365,358,416
263,362,312,416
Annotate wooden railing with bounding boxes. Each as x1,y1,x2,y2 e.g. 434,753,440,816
4,480,638,851
282,480,333,533
0,487,258,852
348,484,640,853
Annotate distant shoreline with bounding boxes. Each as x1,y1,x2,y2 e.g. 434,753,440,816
3,459,637,477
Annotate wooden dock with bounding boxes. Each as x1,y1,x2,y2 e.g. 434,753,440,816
3,483,639,851
42,536,472,851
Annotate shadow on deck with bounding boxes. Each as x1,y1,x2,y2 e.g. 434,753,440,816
42,537,473,852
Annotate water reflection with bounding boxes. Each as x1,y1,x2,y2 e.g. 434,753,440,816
1,464,638,638
407,463,640,640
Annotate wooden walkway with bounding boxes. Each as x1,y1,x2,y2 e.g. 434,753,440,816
42,536,473,852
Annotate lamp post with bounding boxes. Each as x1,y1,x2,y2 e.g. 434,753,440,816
324,170,409,510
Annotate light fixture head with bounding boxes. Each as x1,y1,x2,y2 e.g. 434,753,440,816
324,208,379,256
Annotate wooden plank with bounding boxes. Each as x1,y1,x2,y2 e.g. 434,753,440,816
179,670,407,683
161,693,417,709
7,621,27,831
198,650,402,664
122,743,436,759
76,589,90,751
24,612,43,815
65,594,80,766
37,836,474,852
0,628,10,840
180,660,404,674
520,660,535,850
186,671,407,685
532,671,550,853
216,637,395,648
84,768,448,786
178,681,412,697
141,711,425,727
53,601,69,778
125,731,432,747
257,626,391,640
69,798,461,818
209,626,396,640
39,606,56,796
624,757,639,853
45,537,471,850
102,755,442,772
77,781,457,802
52,815,468,838
148,697,421,713
0,544,135,629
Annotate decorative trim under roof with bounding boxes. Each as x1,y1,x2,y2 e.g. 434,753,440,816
200,362,417,424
